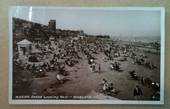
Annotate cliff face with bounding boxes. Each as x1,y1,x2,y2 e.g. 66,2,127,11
12,17,111,46
13,17,49,42
12,17,83,42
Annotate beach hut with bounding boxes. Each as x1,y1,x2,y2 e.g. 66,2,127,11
17,39,32,55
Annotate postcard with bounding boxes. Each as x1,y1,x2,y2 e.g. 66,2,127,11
9,7,165,104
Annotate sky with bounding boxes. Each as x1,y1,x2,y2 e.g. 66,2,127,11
11,7,161,38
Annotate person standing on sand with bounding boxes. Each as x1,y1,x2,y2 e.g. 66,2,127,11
92,62,96,72
134,85,143,99
98,63,101,73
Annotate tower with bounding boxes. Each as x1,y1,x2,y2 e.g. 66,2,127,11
48,20,56,31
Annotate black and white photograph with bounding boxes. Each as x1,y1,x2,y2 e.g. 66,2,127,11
9,7,165,104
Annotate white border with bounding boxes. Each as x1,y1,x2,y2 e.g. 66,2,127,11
8,7,165,105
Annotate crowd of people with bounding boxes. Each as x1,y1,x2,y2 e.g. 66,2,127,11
13,35,160,100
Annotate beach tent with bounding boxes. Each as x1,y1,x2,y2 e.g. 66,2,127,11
17,39,32,55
